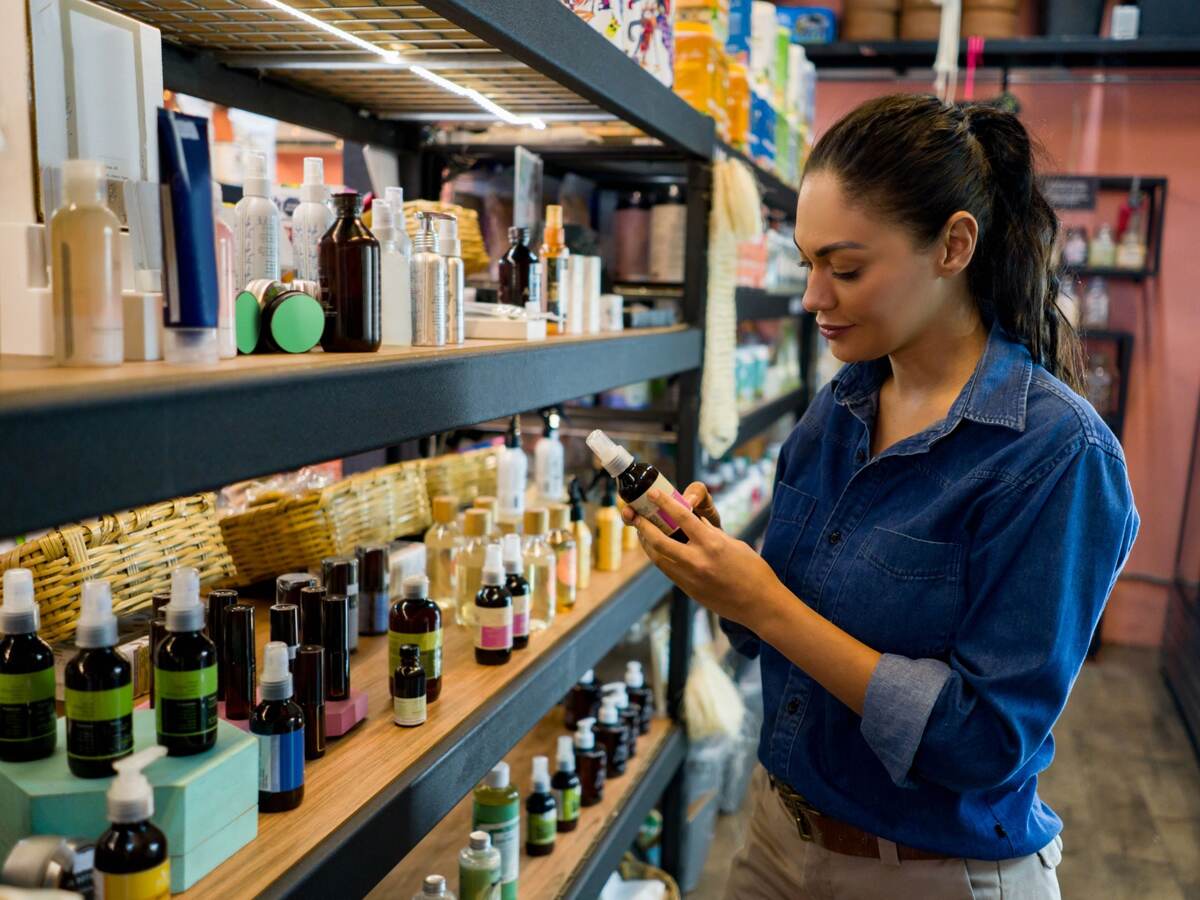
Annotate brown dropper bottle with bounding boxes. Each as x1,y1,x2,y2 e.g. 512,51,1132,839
318,191,381,352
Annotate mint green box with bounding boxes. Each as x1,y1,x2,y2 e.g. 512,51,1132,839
0,710,258,892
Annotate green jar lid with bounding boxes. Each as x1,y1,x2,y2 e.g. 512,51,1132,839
266,291,325,354
235,290,262,354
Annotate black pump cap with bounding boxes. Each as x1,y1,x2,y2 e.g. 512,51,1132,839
300,585,326,646
322,557,358,595
356,545,388,592
332,191,361,215
151,593,172,616
569,477,586,521
508,225,529,245
270,603,300,647
295,644,325,704
601,474,617,507
505,414,521,449
398,643,421,665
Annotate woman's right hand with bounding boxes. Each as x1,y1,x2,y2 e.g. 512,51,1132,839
620,480,722,530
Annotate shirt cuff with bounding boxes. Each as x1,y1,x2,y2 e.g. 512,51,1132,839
860,653,951,787
719,617,761,659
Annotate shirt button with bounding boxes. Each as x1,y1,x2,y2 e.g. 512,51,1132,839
787,697,801,714
828,531,842,545
855,449,866,463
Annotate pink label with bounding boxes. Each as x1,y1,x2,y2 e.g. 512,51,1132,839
656,491,688,532
478,624,512,649
513,612,529,637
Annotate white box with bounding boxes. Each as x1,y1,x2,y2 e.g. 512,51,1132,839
123,290,163,361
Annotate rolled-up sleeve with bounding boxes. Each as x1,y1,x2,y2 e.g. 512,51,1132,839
859,441,1138,791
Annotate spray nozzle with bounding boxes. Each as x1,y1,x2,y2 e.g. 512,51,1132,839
245,151,267,179
482,543,504,586
586,429,633,478
502,533,523,574
385,186,405,213
506,415,522,449
603,682,629,709
575,717,596,750
556,734,575,768
165,567,205,633
413,211,443,253
373,199,394,231
108,746,167,823
302,156,323,186
531,755,550,791
541,407,561,437
75,580,117,649
625,660,645,688
260,640,292,701
1,568,38,635
401,574,429,599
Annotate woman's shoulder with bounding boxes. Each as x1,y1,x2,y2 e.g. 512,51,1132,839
1024,364,1126,466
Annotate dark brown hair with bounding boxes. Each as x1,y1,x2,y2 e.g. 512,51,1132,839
805,94,1084,392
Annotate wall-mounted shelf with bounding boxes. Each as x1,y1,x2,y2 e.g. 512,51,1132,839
1064,265,1150,282
736,287,806,321
736,387,806,449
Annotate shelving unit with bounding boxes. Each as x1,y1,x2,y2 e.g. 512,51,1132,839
736,287,806,322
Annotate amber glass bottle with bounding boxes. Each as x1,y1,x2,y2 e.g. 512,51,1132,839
319,191,380,352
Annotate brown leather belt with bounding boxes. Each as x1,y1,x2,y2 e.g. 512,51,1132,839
769,776,953,862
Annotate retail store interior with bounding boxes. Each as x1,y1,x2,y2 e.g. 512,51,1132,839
0,0,1198,898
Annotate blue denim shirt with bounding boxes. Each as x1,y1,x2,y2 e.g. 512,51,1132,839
725,324,1138,859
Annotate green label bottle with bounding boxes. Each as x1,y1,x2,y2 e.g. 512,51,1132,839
66,580,133,777
156,567,218,756
525,755,556,857
0,569,57,762
472,762,519,900
458,831,502,900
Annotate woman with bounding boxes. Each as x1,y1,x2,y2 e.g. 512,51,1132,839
623,95,1138,899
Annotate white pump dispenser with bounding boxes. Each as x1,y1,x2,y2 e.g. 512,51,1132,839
375,199,413,347
291,156,334,283
164,567,205,633
75,580,117,648
625,660,645,689
1,569,38,635
556,734,575,772
575,717,597,750
259,640,293,702
586,429,634,478
107,746,167,823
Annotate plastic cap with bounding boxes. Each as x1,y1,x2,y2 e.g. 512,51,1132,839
434,216,461,257
603,683,629,709
625,660,645,688
422,875,447,896
575,717,596,749
62,159,106,206
402,574,429,599
543,204,564,244
373,199,394,231
501,533,523,574
523,507,548,537
260,641,293,701
586,429,634,477
75,580,118,648
481,544,504,586
548,504,570,531
302,156,323,186
581,668,595,685
243,151,269,198
385,187,405,216
108,746,166,823
531,755,550,791
165,567,205,632
469,831,491,852
598,696,619,725
484,761,509,789
1,569,37,634
556,734,576,770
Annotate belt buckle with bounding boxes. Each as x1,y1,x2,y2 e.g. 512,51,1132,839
774,780,816,843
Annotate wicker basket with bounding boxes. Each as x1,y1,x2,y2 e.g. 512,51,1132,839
219,460,432,586
619,854,682,900
0,495,234,645
401,200,491,276
420,446,500,508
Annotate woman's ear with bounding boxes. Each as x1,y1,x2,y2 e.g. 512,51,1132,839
936,211,979,278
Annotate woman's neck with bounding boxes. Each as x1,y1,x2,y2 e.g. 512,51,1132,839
887,307,988,404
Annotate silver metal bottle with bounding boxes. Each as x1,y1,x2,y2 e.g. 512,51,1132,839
411,212,447,347
435,216,466,345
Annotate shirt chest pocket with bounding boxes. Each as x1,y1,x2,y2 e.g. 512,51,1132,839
760,483,818,581
833,527,964,657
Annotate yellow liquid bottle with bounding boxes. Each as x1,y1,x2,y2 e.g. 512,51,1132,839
522,508,557,632
568,478,593,591
548,504,577,612
473,495,503,541
425,495,461,616
456,508,494,627
595,480,623,572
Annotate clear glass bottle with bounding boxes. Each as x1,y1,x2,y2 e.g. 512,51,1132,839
1082,277,1110,330
521,508,557,632
425,495,460,616
50,159,123,367
458,831,501,900
412,874,456,900
456,509,493,627
547,504,577,612
319,191,381,352
472,496,502,541
1089,224,1116,268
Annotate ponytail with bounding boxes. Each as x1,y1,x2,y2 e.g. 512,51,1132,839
806,95,1084,393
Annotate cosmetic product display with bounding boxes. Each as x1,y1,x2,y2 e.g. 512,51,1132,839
535,409,565,506
50,159,123,367
322,556,360,653
474,544,513,666
323,594,351,702
155,567,218,756
552,734,582,833
595,477,624,572
390,574,443,703
435,214,466,345
564,669,602,731
589,429,689,542
497,416,527,531
595,696,629,777
357,544,391,637
269,603,300,669
374,199,414,347
319,191,381,352
411,211,448,348
1083,277,1111,330
501,533,531,651
625,661,654,735
213,184,237,359
0,569,56,762
206,589,237,702
525,755,557,857
425,495,461,615
458,831,502,900
1063,227,1088,267
522,508,557,632
223,604,256,721
498,226,541,308
472,762,520,900
252,642,305,813
568,479,593,591
299,584,326,647
93,746,170,900
604,682,640,759
540,204,569,334
291,156,334,284
456,509,493,627
649,185,687,283
392,644,427,727
413,873,455,900
574,718,606,806
65,581,133,777
295,644,326,761
547,504,578,613
234,151,280,291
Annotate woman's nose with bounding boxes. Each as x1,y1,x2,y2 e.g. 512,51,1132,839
802,271,834,314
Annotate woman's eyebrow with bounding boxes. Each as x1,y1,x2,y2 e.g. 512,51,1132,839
792,238,868,258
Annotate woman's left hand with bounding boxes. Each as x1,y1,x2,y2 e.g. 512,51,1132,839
622,489,782,628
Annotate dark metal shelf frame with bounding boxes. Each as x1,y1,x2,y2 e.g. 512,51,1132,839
736,387,807,449
737,287,806,321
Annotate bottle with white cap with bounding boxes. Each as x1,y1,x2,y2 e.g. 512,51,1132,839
0,569,56,762
251,641,305,812
574,717,606,806
412,873,456,900
501,533,530,651
624,660,654,735
65,580,132,777
594,696,629,777
550,734,581,832
457,831,500,900
434,214,465,345
472,762,520,900
525,755,557,857
390,573,443,702
213,180,238,358
586,428,689,542
374,199,413,347
234,150,280,289
291,156,334,283
384,186,412,257
49,158,123,367
93,746,170,898
602,682,640,759
411,211,447,347
155,567,218,756
474,544,512,666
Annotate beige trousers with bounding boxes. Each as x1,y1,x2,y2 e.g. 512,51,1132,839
723,768,1063,900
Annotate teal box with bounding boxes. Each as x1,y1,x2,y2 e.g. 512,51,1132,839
0,710,258,892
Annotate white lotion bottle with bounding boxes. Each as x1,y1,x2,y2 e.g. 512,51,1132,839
213,182,237,358
291,156,333,285
497,415,528,530
374,199,413,347
534,409,565,505
234,151,280,290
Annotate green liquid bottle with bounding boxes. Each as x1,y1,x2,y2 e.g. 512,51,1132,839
155,568,218,756
458,831,501,900
472,762,519,900
551,735,581,833
0,569,56,762
65,580,133,778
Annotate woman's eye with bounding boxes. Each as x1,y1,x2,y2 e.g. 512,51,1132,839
832,269,861,281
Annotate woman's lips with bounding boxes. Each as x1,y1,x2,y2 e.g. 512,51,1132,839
818,323,854,340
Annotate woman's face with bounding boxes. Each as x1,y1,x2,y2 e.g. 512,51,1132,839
795,170,961,363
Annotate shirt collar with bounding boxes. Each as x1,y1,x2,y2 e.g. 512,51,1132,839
831,322,1033,436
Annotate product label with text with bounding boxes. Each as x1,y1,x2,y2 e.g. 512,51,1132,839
459,863,502,900
66,684,133,760
629,474,689,536
257,728,304,793
389,629,443,684
0,667,56,743
511,591,530,638
474,816,519,885
475,605,513,650
393,695,427,726
527,809,557,846
94,860,170,900
553,785,581,823
154,665,218,738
